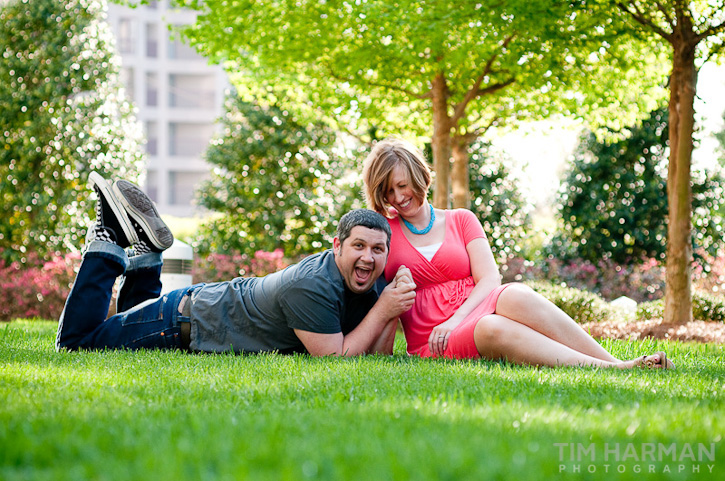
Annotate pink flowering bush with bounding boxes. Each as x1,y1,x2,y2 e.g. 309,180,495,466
504,250,725,305
692,249,725,295
192,248,289,283
0,251,80,321
5,243,723,323
0,247,292,322
502,256,665,303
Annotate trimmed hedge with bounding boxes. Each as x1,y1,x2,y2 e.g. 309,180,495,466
525,280,618,324
636,290,725,323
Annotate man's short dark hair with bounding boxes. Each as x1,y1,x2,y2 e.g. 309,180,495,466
337,209,392,249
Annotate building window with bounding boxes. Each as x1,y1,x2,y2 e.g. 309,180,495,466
145,72,158,107
168,27,202,60
118,18,135,54
169,123,214,157
169,74,216,109
120,67,135,102
168,171,206,206
145,121,158,156
146,23,158,58
145,170,159,203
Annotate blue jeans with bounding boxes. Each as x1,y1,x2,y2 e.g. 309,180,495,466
55,241,195,351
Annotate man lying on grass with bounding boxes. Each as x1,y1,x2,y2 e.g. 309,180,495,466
56,173,416,356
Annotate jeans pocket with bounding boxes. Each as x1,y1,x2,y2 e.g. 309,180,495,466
129,327,181,350
120,296,164,326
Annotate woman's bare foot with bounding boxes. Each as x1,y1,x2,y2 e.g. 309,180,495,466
617,351,674,370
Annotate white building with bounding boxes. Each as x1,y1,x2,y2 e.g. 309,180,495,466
106,0,229,217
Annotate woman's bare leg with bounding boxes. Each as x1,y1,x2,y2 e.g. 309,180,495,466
473,314,661,368
494,283,620,363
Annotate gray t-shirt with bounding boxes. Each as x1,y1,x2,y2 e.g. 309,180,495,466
188,249,386,353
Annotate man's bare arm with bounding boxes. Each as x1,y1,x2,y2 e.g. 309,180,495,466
295,267,415,356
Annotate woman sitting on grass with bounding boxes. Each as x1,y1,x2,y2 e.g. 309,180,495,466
362,138,674,369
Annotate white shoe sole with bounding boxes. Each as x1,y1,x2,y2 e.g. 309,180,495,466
113,180,173,250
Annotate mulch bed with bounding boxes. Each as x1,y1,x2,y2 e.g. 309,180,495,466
582,318,725,343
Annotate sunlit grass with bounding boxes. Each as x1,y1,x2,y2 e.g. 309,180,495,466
1,320,723,480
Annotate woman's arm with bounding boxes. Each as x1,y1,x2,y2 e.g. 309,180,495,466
428,235,501,356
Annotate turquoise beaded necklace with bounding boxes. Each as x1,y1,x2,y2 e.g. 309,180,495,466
402,203,435,235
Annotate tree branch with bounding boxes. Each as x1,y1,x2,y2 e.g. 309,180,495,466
366,79,433,100
477,78,516,97
330,119,373,145
457,114,500,144
327,64,432,100
654,1,675,30
617,1,673,42
696,18,725,43
450,34,515,124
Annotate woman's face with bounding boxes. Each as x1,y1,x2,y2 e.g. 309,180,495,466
385,164,422,217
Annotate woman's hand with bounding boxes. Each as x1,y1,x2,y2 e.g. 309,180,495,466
394,265,413,288
428,317,462,357
377,266,417,321
425,233,501,357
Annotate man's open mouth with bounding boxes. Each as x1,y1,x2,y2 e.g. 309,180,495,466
354,265,373,285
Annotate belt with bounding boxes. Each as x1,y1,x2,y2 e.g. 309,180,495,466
179,294,191,350
180,322,191,350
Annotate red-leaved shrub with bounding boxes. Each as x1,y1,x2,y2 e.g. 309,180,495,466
502,256,666,303
0,248,291,322
503,251,725,303
7,244,723,322
0,251,80,321
192,248,290,283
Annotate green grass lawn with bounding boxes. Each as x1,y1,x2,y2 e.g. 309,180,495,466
1,320,723,481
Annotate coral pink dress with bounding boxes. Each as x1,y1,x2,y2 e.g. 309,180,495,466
384,209,509,358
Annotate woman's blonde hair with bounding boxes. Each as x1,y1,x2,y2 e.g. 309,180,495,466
362,138,432,218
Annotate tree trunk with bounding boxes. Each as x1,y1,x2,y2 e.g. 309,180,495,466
430,73,452,209
451,136,471,209
664,33,697,324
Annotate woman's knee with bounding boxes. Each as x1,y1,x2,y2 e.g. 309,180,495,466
496,282,543,316
499,282,536,301
473,315,509,356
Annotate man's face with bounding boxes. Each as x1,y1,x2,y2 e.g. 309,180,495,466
333,226,389,294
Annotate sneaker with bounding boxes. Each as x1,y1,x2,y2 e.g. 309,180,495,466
113,179,174,252
82,223,119,255
89,172,138,249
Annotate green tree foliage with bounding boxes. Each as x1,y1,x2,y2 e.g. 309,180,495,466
175,0,666,209
604,0,725,324
468,140,532,265
556,107,725,265
195,96,362,257
0,0,145,263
